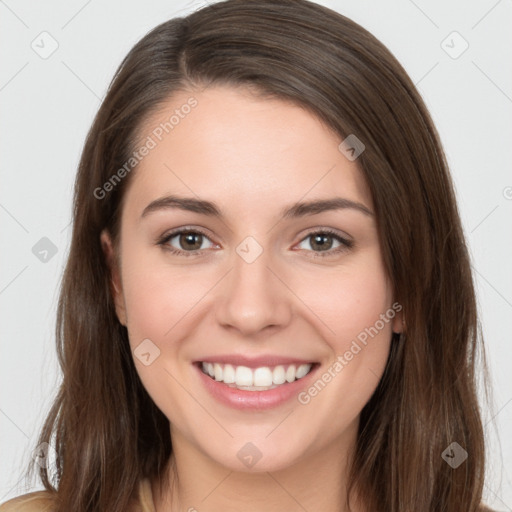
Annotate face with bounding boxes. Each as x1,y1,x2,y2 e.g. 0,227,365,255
101,85,402,473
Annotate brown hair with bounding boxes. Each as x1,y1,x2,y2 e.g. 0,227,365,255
21,0,490,510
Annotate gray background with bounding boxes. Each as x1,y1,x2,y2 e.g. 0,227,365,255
1,0,511,509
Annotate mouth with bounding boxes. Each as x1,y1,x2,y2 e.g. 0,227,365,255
197,361,317,391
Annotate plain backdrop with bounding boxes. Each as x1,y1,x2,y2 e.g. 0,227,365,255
1,0,511,509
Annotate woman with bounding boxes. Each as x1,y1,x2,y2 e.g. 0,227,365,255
0,0,494,510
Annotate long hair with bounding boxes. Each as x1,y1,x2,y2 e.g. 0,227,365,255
24,1,489,510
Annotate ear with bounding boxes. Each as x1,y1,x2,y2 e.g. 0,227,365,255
100,229,127,326
391,305,405,334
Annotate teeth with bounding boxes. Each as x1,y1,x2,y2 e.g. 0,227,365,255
235,366,253,386
272,365,286,385
296,364,310,379
223,364,235,384
200,362,313,388
254,367,273,387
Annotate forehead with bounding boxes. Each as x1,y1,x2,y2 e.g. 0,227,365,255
124,85,372,219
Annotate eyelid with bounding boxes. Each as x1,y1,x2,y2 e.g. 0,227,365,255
298,227,353,244
157,226,354,257
156,226,218,251
293,227,354,258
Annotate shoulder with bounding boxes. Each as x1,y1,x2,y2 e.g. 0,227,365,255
0,490,55,512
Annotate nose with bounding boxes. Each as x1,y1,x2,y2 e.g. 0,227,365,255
215,241,293,337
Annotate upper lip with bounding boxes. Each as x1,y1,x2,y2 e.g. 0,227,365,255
195,354,317,369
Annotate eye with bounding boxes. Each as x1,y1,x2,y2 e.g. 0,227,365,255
157,228,217,256
296,229,353,258
157,227,353,258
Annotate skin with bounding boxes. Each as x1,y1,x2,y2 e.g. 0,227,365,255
101,85,403,512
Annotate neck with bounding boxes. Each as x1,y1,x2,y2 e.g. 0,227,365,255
153,420,365,512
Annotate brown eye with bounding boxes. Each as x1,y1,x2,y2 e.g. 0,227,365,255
309,233,335,251
158,229,216,255
297,230,353,258
178,232,204,251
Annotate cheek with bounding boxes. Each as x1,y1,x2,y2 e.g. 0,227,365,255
291,253,395,413
119,237,212,346
123,267,201,342
293,253,393,351
290,259,394,436
118,246,214,421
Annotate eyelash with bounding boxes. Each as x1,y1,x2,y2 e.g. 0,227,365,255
157,227,354,259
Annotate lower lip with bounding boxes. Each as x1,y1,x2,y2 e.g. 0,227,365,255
194,363,319,410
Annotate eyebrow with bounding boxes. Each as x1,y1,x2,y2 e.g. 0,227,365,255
140,194,374,220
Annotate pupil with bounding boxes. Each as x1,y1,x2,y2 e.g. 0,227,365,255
181,233,202,250
177,233,333,252
312,234,332,251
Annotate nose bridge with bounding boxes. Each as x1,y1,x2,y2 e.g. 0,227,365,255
215,235,291,335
